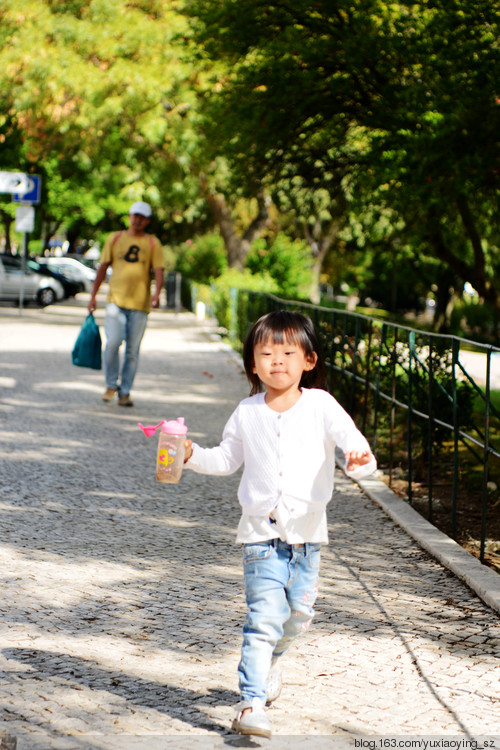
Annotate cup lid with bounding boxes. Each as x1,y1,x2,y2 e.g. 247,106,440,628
160,417,188,435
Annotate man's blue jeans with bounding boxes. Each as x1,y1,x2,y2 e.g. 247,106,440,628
238,539,321,705
104,303,148,396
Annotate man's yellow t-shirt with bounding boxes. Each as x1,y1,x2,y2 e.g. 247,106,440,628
100,231,165,313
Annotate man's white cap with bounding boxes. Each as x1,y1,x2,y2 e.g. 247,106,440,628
129,201,152,218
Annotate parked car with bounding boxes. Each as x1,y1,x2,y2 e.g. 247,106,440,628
27,259,82,299
64,252,100,271
0,254,65,306
36,256,97,293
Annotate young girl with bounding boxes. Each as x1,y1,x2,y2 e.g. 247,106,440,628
183,310,376,738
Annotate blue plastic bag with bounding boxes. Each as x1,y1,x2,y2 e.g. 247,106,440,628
72,313,102,370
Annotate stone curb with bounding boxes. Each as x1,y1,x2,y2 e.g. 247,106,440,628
356,472,500,614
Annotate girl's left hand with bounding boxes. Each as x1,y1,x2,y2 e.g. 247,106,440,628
345,450,374,472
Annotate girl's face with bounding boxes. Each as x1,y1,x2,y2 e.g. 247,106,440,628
252,334,317,396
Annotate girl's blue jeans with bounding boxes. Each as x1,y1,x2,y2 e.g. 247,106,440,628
104,303,148,396
238,538,321,705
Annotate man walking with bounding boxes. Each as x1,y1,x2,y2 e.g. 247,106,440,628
88,201,165,407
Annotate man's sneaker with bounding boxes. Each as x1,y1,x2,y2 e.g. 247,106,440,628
102,388,117,402
232,697,272,739
266,662,282,705
118,394,134,407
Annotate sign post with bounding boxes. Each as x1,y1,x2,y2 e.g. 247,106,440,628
14,206,35,311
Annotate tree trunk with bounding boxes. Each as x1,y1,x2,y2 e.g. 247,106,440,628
40,216,62,253
0,210,13,253
428,220,498,305
303,215,342,303
427,214,500,338
201,178,270,269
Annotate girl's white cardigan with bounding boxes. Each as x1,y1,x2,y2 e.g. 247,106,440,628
186,388,376,518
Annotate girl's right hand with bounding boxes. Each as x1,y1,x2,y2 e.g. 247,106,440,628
184,439,193,463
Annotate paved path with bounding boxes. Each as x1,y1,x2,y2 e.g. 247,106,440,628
0,298,499,750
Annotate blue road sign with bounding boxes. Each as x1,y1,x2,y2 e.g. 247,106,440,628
13,175,42,204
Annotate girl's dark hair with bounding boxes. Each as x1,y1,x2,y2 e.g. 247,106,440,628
242,310,327,395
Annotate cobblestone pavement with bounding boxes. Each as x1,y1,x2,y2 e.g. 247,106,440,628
0,299,499,750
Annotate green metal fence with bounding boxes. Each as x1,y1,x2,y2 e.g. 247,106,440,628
215,288,500,568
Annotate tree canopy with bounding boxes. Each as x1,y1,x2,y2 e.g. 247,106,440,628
0,0,203,243
1,0,500,330
187,0,500,319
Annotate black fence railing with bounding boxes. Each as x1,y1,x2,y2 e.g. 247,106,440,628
203,288,500,568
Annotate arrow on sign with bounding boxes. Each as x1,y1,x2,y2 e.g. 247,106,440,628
0,171,30,194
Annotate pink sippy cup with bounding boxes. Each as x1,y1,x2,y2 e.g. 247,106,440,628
138,418,188,484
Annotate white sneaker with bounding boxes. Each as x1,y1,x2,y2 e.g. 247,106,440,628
232,697,272,738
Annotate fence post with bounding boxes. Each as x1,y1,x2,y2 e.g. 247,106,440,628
480,348,492,563
451,338,460,539
407,331,414,506
328,309,337,393
361,320,373,435
427,336,434,522
371,323,387,454
348,316,361,416
229,287,238,345
389,326,399,488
